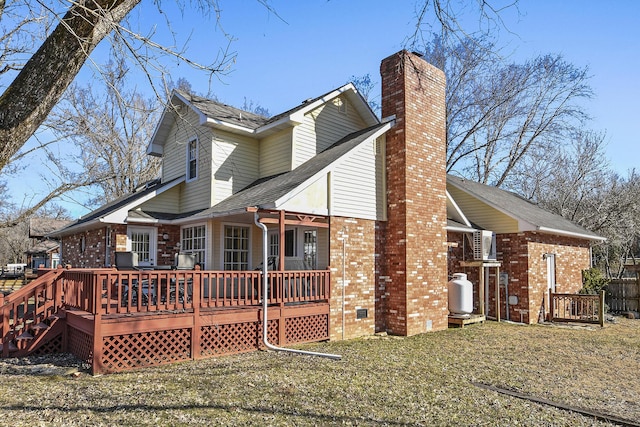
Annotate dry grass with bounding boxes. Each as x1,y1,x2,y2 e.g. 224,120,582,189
2,318,640,426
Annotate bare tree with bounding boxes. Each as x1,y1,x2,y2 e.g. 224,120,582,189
506,131,640,278
0,0,516,227
0,219,29,265
46,58,161,205
350,74,380,117
0,0,237,173
406,0,520,53
423,36,593,186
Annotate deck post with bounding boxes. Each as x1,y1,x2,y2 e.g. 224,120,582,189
548,289,554,321
599,290,605,327
278,210,286,271
278,307,285,346
92,311,103,375
478,267,485,316
191,270,202,360
495,266,500,322
1,297,8,357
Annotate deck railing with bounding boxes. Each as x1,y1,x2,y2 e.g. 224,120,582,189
549,290,605,327
84,268,331,315
1,268,65,357
2,267,330,357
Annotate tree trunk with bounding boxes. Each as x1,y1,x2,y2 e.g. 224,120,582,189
0,0,141,172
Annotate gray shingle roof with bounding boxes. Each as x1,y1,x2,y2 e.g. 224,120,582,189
176,91,268,130
193,123,389,218
50,177,183,236
177,84,362,131
447,174,602,240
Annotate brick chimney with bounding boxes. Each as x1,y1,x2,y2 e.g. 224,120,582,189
377,50,449,335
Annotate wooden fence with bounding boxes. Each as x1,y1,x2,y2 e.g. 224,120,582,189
606,278,639,313
549,290,605,327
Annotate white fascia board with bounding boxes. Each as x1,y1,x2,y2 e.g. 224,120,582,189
147,91,205,156
173,91,209,126
123,216,159,224
146,104,172,156
101,177,185,224
204,117,257,134
272,122,392,208
536,226,607,242
257,115,301,134
446,190,472,227
285,84,358,126
190,208,249,221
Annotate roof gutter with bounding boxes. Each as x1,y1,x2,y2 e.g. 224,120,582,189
253,211,341,360
447,225,477,233
536,226,606,242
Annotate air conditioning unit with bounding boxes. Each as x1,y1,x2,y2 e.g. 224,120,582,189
473,230,496,261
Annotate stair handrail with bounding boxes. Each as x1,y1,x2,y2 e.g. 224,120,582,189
1,267,66,357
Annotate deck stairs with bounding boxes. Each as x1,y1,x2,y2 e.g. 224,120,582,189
0,268,67,358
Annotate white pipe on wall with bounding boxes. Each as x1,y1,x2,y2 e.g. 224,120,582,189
254,212,341,360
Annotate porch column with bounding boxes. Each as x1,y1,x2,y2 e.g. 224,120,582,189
278,210,285,271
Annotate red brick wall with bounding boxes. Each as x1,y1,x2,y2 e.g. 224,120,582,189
61,227,109,268
498,232,591,324
61,224,182,268
378,50,449,335
447,230,592,324
329,217,377,340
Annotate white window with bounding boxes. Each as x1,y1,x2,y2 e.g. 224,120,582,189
224,225,249,270
303,229,317,269
187,137,198,181
181,224,206,268
130,231,151,263
268,228,297,259
284,229,296,257
269,232,279,257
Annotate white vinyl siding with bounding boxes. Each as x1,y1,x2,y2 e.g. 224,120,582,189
159,106,213,212
293,96,367,168
211,130,260,205
161,107,205,182
330,136,385,221
138,186,182,214
279,175,328,215
259,130,293,178
447,185,520,233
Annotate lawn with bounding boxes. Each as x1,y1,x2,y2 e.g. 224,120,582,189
1,319,639,426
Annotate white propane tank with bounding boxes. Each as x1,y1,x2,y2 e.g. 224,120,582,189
448,273,473,315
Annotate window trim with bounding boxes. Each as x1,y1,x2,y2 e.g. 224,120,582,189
221,223,251,271
180,223,207,269
186,136,199,182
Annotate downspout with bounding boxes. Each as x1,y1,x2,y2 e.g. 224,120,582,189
254,212,341,360
504,273,510,321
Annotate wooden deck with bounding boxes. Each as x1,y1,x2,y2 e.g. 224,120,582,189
1,268,331,374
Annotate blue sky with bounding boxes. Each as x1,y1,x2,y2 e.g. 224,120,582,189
162,0,638,172
7,0,640,218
